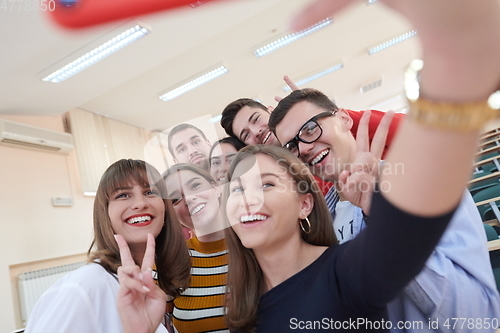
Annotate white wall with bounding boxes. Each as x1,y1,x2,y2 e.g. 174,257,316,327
0,115,95,333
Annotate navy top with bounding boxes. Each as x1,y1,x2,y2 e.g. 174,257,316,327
253,191,456,332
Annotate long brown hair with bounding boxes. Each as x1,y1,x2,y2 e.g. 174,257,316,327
223,145,337,332
88,159,191,297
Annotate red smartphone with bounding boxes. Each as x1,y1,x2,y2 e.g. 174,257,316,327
48,0,214,29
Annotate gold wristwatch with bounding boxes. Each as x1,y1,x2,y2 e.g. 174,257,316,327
404,59,499,132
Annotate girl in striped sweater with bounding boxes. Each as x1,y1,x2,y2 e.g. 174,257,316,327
163,164,229,333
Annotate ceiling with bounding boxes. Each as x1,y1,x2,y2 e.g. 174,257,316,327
0,0,420,133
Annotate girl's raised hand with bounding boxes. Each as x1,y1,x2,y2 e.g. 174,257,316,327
115,233,167,333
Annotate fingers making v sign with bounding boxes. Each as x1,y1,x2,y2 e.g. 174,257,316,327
115,233,167,333
275,75,300,103
337,110,395,215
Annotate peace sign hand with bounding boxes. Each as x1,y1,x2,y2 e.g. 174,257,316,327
337,111,394,215
115,233,167,333
275,75,300,103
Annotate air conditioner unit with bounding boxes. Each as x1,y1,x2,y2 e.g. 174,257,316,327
0,119,74,153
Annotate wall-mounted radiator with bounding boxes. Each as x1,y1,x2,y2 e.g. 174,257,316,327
18,261,86,325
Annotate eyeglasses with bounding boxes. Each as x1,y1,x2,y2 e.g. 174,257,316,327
282,110,336,157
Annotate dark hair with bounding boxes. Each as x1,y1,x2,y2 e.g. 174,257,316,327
223,145,337,331
208,137,246,167
269,88,339,133
221,98,268,138
89,159,191,298
167,123,209,158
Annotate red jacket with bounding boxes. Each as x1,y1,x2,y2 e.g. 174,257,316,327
318,109,404,195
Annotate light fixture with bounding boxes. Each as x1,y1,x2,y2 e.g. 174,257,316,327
210,115,222,123
41,22,151,83
159,65,229,101
254,18,333,57
367,30,417,55
404,59,423,101
360,78,382,93
282,62,344,92
367,0,378,4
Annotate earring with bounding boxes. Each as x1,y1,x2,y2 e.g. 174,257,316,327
300,217,311,234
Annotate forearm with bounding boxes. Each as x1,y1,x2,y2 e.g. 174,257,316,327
382,123,478,216
381,0,500,216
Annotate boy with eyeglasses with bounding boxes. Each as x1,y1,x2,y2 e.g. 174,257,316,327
221,92,403,242
269,87,500,332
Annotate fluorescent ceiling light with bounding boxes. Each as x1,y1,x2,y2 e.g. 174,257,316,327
254,18,333,57
367,0,378,4
360,78,382,93
367,30,417,55
283,62,344,92
42,24,150,83
159,65,229,101
210,115,222,123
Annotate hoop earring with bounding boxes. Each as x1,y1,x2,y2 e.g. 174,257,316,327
300,217,311,234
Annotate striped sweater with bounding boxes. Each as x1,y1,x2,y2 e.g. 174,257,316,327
173,237,228,333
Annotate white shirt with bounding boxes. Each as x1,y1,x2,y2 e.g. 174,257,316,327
333,200,366,244
24,263,168,333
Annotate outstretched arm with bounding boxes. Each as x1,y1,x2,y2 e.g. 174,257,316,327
116,234,168,333
299,0,500,318
337,110,394,214
295,0,500,216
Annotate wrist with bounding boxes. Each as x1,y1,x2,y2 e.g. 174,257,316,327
405,59,499,132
